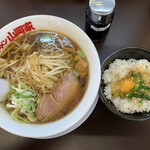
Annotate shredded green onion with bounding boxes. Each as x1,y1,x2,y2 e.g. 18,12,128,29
8,83,39,123
119,71,150,101
78,49,85,57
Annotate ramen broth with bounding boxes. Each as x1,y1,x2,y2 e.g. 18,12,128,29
0,31,89,123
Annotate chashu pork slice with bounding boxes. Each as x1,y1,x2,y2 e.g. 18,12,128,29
36,94,59,122
36,73,82,122
51,73,82,103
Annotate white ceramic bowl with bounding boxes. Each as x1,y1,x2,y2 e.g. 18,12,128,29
0,15,101,139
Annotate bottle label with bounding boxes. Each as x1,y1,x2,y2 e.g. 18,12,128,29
90,23,111,32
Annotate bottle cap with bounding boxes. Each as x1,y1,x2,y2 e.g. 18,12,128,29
89,0,115,23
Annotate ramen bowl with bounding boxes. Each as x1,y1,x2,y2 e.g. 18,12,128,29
99,47,150,121
0,15,101,138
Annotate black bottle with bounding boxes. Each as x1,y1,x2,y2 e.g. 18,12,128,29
85,0,115,42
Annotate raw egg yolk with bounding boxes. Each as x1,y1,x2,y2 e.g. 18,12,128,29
120,78,135,93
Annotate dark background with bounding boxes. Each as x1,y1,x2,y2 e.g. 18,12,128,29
0,0,150,149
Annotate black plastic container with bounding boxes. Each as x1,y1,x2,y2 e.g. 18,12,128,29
85,0,115,42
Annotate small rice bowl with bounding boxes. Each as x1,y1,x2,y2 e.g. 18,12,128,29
103,59,150,114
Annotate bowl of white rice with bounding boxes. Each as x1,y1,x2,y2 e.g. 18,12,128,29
99,47,150,121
